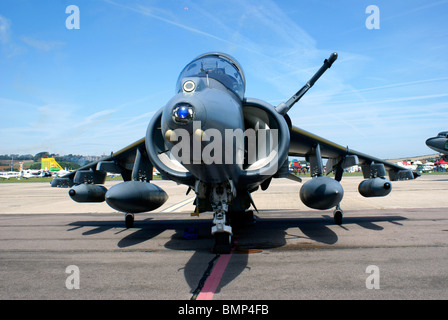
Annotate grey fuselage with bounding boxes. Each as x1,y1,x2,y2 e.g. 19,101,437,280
426,131,448,155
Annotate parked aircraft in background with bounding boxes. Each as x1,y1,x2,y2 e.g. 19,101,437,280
0,171,21,179
426,131,448,159
21,169,51,178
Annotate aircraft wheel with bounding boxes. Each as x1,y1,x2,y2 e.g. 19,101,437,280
213,232,232,254
333,209,343,225
125,213,134,229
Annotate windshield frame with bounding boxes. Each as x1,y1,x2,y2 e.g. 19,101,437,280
176,52,246,100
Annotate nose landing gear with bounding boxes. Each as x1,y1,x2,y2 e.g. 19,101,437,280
211,205,233,254
209,181,236,254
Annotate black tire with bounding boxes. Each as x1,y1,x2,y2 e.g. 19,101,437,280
334,210,343,225
125,214,134,229
214,232,232,254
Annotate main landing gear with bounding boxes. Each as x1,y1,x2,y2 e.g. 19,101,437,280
125,213,134,228
333,204,343,225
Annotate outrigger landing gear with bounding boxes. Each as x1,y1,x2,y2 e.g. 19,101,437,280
333,204,343,225
125,213,134,229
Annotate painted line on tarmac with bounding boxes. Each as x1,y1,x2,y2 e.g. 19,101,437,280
196,252,233,300
195,237,239,300
161,197,195,213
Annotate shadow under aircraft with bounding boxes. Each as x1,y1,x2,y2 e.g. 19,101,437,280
67,211,406,296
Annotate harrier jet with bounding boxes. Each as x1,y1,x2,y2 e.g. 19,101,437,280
52,52,419,253
426,131,448,158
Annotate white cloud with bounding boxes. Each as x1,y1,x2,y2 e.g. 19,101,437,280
0,14,10,43
21,37,65,51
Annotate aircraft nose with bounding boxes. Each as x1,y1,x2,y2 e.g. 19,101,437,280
161,92,207,134
172,102,195,125
425,137,435,147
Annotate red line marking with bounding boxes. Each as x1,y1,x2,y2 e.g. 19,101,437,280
196,252,233,300
196,236,238,300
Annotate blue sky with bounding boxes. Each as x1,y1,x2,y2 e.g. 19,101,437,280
1,0,447,159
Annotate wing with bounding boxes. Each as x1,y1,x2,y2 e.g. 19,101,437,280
51,138,150,187
288,126,420,181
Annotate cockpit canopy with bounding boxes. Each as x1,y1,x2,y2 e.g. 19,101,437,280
176,52,246,100
437,131,448,138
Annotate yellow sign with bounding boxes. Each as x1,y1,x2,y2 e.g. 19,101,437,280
41,158,63,171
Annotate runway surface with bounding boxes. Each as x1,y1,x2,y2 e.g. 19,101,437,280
1,175,447,300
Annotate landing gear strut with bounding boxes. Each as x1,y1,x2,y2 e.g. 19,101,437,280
209,182,235,254
212,210,233,254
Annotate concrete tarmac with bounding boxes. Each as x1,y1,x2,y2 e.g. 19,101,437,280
0,175,447,300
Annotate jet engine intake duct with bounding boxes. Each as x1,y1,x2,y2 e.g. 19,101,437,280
145,108,195,186
240,98,290,187
358,177,392,197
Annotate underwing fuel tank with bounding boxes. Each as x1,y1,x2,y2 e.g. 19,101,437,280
299,176,344,210
105,181,168,213
358,177,392,197
69,184,107,203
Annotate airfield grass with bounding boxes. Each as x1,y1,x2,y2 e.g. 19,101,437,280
0,176,126,183
0,177,55,183
0,171,446,184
